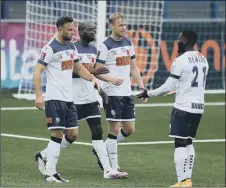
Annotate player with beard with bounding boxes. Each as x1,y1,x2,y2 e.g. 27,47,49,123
72,22,128,179
137,29,209,187
34,21,127,180
33,17,109,183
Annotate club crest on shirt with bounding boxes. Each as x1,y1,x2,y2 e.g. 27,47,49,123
110,50,117,56
56,54,62,60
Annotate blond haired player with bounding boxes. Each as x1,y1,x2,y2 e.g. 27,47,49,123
94,13,146,175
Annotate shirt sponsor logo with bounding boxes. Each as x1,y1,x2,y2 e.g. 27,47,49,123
61,60,74,70
116,56,131,66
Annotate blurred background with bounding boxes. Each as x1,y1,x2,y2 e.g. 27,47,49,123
1,0,225,92
1,1,225,187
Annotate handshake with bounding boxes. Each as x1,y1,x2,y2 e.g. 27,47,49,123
136,88,150,100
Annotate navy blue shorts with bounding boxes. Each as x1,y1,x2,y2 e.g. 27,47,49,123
104,96,135,121
75,101,101,121
45,100,78,130
169,107,202,139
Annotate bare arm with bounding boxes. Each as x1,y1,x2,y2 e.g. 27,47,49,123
33,63,46,109
33,63,46,97
136,77,177,99
73,62,93,82
130,58,144,89
94,63,114,82
94,63,123,85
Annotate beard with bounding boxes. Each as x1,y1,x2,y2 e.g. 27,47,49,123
85,35,95,42
62,35,72,41
177,41,186,54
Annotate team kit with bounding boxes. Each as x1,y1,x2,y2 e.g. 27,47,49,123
33,14,208,188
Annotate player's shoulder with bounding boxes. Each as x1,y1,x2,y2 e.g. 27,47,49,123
98,37,109,50
67,41,76,50
171,53,188,70
174,52,191,63
121,36,132,46
45,39,76,54
102,36,132,51
74,41,97,54
41,44,53,54
88,42,97,52
73,41,80,49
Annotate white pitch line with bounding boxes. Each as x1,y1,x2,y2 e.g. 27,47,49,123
1,133,225,145
1,102,225,111
1,133,92,146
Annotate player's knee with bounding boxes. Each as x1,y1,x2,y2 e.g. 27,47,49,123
51,129,64,138
187,138,193,145
65,129,78,142
123,126,135,136
110,126,120,136
175,138,187,148
90,124,103,140
108,121,121,135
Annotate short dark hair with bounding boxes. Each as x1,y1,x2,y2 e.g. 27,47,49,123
78,21,93,32
56,16,73,28
182,29,197,45
78,22,87,32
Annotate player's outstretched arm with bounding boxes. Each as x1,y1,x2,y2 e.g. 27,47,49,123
94,63,124,86
136,77,178,99
33,63,46,109
164,90,176,96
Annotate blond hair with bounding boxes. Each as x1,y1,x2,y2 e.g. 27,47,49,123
109,13,125,25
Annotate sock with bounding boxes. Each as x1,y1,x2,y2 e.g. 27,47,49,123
186,144,195,179
105,134,119,170
174,147,188,182
117,128,128,143
61,134,73,149
92,140,111,172
39,134,72,161
46,137,62,176
40,147,48,161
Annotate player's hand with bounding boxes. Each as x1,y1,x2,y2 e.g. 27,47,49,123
136,88,149,100
99,88,108,110
141,98,148,103
110,78,124,86
90,66,109,75
35,95,44,110
138,88,148,102
93,79,100,91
